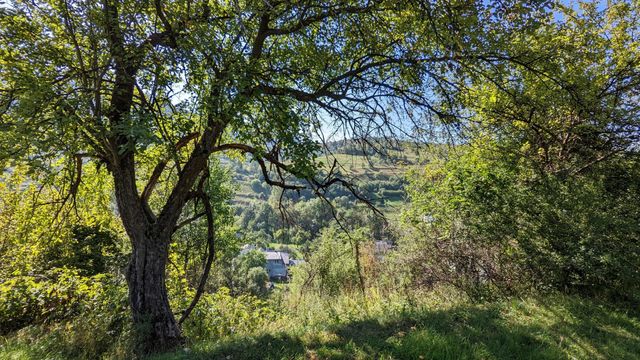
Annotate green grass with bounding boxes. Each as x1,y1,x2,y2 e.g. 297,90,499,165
2,292,639,359
151,294,640,360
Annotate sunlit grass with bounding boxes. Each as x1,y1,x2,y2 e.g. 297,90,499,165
152,293,640,360
2,291,638,359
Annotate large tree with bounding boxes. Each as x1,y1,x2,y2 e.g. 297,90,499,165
0,0,548,353
403,0,640,300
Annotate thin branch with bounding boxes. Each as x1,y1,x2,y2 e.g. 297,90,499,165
179,171,215,325
174,211,206,232
141,132,199,204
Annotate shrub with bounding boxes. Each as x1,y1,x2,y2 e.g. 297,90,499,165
40,225,126,276
403,146,640,304
181,287,279,341
0,268,126,334
289,227,377,297
0,270,130,358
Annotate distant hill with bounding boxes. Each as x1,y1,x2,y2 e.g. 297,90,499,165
225,139,438,217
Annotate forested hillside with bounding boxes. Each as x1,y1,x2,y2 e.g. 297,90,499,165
229,139,416,208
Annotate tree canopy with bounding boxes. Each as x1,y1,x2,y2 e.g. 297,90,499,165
3,0,618,354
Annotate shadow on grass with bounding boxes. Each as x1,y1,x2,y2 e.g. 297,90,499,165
156,298,640,360
537,297,640,359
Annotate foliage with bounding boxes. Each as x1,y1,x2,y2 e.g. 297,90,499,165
0,164,131,357
402,1,640,303
290,226,376,297
230,250,269,297
0,0,556,349
249,179,270,198
180,287,278,342
405,144,639,301
41,225,126,276
169,159,237,293
0,165,124,276
0,269,121,335
1,0,639,357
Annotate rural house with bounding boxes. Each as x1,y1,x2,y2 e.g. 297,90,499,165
264,250,290,280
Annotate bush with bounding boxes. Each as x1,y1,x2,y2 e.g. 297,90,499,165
0,268,126,334
181,287,278,341
289,227,377,297
403,146,640,304
0,270,130,358
40,225,126,276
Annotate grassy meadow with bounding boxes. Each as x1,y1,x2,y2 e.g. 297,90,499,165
6,290,633,360
153,293,640,360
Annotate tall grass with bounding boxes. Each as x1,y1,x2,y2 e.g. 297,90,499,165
153,288,640,360
2,285,639,359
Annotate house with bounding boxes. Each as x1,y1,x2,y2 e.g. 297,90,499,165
264,250,290,280
239,244,302,281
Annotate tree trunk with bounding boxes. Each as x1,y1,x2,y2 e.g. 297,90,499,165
126,229,182,354
110,154,184,353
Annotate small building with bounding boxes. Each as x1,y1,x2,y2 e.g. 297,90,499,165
239,245,302,281
264,250,290,280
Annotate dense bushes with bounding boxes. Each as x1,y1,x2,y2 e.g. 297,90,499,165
180,287,278,341
0,270,122,334
403,144,640,303
0,270,130,358
210,250,269,297
41,225,126,276
0,168,133,357
0,274,279,359
288,226,387,298
400,2,640,304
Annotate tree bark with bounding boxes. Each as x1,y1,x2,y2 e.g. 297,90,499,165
112,160,185,354
126,229,182,354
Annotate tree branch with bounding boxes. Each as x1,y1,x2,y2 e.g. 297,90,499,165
264,2,380,37
179,171,215,325
141,132,200,205
174,211,206,232
214,143,383,217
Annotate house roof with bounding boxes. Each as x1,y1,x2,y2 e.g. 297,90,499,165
239,244,294,265
264,250,290,265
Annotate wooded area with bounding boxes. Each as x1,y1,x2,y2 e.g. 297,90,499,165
1,0,639,358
